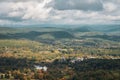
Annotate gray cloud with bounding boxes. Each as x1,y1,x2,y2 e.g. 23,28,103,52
0,14,24,22
48,0,103,11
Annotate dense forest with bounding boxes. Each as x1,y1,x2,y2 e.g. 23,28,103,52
0,25,120,80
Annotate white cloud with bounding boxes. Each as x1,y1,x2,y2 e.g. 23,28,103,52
0,0,120,25
21,1,52,20
0,1,53,21
103,2,117,12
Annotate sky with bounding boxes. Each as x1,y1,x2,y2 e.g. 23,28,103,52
0,0,120,26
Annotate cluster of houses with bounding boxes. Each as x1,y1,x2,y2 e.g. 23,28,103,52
70,57,84,63
59,56,96,63
34,56,97,71
34,65,48,71
58,57,85,63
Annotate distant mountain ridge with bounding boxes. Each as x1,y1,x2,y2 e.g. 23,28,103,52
0,24,119,41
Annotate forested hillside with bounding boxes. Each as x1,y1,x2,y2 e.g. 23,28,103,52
0,25,120,80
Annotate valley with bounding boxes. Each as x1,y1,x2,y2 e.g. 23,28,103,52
0,24,120,80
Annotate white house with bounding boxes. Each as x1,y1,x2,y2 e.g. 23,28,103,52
34,65,48,71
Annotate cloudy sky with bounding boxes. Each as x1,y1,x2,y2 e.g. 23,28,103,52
0,0,120,25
